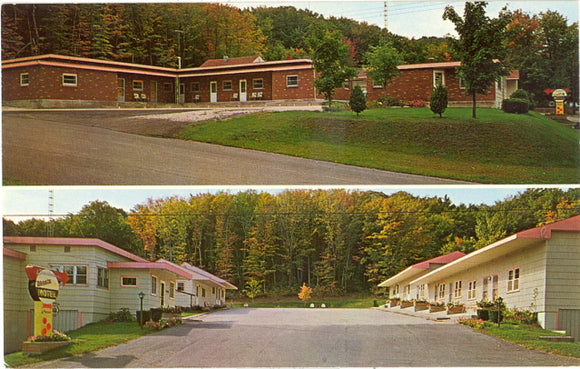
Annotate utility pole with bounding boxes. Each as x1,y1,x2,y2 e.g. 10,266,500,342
384,1,388,31
47,189,54,237
175,30,185,105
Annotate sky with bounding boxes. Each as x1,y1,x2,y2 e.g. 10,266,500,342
224,0,579,38
2,185,575,222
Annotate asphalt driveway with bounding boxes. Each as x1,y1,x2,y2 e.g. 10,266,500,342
30,308,580,367
2,110,464,185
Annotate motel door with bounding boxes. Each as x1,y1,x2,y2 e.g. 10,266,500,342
210,81,218,103
150,81,158,103
179,83,185,104
239,80,247,102
117,78,125,102
160,281,166,307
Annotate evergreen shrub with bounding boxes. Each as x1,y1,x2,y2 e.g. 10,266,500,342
502,98,529,114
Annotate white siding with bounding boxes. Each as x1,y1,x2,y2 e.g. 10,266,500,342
544,231,580,329
3,254,29,353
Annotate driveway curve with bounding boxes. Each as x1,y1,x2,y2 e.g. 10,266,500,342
2,111,465,185
28,308,580,367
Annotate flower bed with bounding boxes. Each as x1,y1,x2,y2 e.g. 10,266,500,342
414,301,429,312
22,341,71,355
23,330,72,355
400,300,413,309
388,298,401,308
447,303,466,315
429,303,446,313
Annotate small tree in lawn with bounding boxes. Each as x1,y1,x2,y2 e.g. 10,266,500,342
349,85,367,116
298,283,313,306
430,83,448,117
364,43,402,99
244,279,262,302
443,2,511,118
306,23,356,110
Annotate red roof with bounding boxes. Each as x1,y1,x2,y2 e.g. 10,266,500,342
517,215,580,239
3,237,148,262
108,261,192,279
3,247,27,260
412,251,466,269
200,56,264,67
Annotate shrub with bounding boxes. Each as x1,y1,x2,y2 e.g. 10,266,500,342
430,83,448,117
502,98,529,114
107,308,134,322
406,99,427,107
510,89,530,100
349,85,367,116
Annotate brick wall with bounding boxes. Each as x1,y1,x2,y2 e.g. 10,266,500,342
271,69,315,100
3,65,118,102
184,72,275,103
118,73,175,104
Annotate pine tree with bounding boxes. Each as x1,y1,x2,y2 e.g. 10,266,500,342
349,85,367,116
430,83,448,117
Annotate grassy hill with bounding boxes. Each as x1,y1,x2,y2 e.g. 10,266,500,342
177,108,579,183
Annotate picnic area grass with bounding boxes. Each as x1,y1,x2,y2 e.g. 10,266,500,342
177,107,579,183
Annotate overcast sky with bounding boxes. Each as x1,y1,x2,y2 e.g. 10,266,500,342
3,186,574,222
224,0,579,38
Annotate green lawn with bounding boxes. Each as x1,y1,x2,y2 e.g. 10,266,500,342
4,321,153,367
476,321,580,358
177,108,579,183
230,295,379,309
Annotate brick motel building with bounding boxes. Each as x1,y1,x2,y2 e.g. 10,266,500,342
2,54,518,109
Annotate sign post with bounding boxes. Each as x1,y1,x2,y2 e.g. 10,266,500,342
552,89,567,116
26,266,68,337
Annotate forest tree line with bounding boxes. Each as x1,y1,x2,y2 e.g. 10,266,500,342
1,3,577,105
4,188,578,296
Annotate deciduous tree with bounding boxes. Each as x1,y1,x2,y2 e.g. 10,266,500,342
443,1,511,118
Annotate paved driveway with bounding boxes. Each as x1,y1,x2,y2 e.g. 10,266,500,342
2,111,464,185
32,309,580,367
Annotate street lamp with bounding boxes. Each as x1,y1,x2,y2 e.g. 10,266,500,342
496,297,503,327
138,291,145,326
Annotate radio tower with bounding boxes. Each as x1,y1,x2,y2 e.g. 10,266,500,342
383,1,388,31
48,189,54,237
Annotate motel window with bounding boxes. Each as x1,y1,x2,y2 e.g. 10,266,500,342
468,280,476,300
433,70,445,87
133,80,144,91
121,276,137,287
482,276,489,301
51,265,87,285
62,74,77,86
459,78,467,89
177,282,184,292
437,283,446,300
286,75,299,87
20,73,29,86
508,268,520,292
372,80,383,89
191,82,200,92
152,275,158,295
97,267,109,288
222,80,233,91
169,282,175,298
253,78,264,89
453,280,462,298
343,80,350,89
202,288,206,297
30,245,36,252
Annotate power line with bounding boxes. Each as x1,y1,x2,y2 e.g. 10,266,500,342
5,207,576,219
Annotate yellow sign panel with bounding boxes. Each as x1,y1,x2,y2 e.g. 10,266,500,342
556,100,564,115
33,301,54,337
